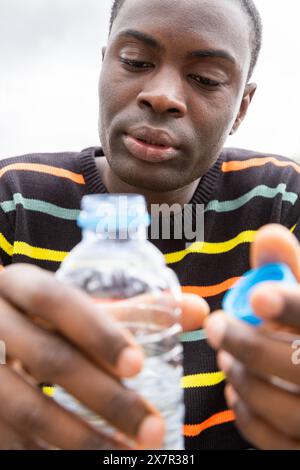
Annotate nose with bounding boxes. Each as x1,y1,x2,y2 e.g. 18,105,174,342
137,68,187,118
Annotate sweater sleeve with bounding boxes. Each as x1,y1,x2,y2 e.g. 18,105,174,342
0,205,14,267
0,160,16,267
279,166,300,243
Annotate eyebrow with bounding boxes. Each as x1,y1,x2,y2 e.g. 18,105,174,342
117,29,162,50
116,29,236,65
190,49,236,65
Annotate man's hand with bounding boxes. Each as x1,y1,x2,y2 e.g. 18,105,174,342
206,224,300,449
0,264,208,450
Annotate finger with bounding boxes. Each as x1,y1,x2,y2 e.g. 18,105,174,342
0,297,164,448
100,293,181,331
224,386,300,450
0,366,136,450
251,282,300,329
105,293,209,332
205,312,300,385
250,224,300,280
219,354,300,440
0,264,143,378
180,294,210,332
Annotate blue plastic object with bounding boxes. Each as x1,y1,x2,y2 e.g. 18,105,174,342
222,263,297,326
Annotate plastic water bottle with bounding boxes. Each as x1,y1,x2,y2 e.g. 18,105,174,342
54,194,184,449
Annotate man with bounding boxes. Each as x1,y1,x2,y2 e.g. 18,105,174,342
0,0,300,450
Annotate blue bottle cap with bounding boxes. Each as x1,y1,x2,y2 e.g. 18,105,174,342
222,263,297,326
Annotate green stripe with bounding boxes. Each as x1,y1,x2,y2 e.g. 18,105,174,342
180,329,207,343
1,193,80,220
205,184,298,214
2,185,296,222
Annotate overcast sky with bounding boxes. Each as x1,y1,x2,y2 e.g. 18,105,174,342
1,0,300,159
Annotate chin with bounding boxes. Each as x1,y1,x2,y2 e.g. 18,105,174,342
110,157,187,192
124,175,180,192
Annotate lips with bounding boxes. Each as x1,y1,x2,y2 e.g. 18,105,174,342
129,127,179,148
123,126,180,163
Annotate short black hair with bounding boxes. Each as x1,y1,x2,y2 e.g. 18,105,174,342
109,0,262,80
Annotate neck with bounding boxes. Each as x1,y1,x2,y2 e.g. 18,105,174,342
96,158,200,210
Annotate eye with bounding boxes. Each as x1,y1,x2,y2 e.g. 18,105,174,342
120,58,153,70
190,74,221,89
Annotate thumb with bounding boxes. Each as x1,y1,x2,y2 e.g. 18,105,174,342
250,224,300,281
180,294,210,332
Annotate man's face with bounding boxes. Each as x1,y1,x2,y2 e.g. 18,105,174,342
99,0,254,192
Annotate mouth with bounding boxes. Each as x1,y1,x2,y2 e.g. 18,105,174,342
122,127,180,163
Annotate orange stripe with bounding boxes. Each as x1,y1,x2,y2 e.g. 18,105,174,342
222,157,300,175
184,410,235,437
182,277,240,298
0,163,85,185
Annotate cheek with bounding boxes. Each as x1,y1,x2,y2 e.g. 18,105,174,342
99,68,140,120
190,95,236,145
99,75,117,119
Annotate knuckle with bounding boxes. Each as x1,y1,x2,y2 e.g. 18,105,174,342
32,335,76,382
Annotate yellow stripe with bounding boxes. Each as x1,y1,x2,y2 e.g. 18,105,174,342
182,371,225,389
0,232,13,256
42,386,55,397
13,242,68,263
1,229,256,268
0,233,68,263
291,223,297,233
165,230,256,264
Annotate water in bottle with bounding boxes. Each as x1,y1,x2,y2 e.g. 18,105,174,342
54,194,184,449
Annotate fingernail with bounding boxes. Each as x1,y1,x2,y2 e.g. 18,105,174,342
117,347,144,377
187,293,210,313
218,350,234,373
138,415,165,449
225,384,238,407
205,314,227,349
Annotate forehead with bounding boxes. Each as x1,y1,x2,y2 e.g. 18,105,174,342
110,0,251,65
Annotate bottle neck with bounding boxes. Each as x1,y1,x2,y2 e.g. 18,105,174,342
82,224,147,242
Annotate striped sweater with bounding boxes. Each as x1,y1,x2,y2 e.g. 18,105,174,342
0,146,300,450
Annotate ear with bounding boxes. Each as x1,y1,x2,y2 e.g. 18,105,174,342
230,83,257,135
102,46,107,62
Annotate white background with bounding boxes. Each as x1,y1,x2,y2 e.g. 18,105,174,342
0,0,300,159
